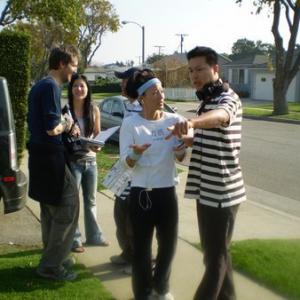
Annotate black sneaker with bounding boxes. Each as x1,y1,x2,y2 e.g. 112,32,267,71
37,266,77,281
110,254,129,265
62,256,76,269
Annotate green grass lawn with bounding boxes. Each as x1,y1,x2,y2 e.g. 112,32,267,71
243,102,300,121
92,92,119,101
194,239,300,299
96,142,119,191
61,89,119,101
0,244,115,300
231,239,300,299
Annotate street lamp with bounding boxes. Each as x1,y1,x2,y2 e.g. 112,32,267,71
122,20,145,65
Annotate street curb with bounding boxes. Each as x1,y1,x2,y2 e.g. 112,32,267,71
187,109,300,125
243,115,300,125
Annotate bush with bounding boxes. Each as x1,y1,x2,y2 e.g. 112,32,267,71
235,89,250,98
0,30,31,162
92,77,121,93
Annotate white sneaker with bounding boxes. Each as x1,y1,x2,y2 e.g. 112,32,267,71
154,291,174,300
122,265,132,275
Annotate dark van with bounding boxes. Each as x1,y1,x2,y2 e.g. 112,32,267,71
0,77,27,214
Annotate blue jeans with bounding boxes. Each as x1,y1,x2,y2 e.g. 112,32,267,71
70,160,105,247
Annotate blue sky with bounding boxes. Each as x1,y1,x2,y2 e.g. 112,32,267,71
0,0,291,65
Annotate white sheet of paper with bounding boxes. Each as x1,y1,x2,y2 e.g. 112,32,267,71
80,126,120,147
102,159,133,196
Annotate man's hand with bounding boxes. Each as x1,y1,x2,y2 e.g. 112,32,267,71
62,113,73,133
166,120,193,139
69,123,80,137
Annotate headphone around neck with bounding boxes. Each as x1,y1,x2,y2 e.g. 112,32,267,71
196,79,229,102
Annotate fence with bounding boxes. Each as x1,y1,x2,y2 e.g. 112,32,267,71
164,88,197,101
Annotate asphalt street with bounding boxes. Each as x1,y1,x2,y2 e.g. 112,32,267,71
175,101,300,217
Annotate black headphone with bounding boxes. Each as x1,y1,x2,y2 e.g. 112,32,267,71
196,79,229,102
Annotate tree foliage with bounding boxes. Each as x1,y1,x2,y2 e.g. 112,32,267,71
230,38,275,59
12,20,78,80
236,0,300,114
146,54,166,64
1,0,120,79
0,0,82,32
0,31,31,161
78,0,119,69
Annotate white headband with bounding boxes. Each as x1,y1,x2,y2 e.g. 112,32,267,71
137,78,161,96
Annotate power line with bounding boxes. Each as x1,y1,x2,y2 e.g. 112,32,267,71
153,45,165,55
176,33,188,54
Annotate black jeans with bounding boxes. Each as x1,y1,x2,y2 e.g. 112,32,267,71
114,195,134,262
194,202,239,300
129,187,178,300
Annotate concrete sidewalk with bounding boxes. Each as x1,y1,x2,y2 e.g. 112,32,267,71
22,156,300,300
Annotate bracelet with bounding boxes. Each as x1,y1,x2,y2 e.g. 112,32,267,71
176,139,185,148
128,150,142,161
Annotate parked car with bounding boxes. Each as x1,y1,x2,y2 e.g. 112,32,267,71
0,77,27,214
98,95,179,142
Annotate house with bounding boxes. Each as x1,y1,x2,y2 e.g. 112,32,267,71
153,53,232,100
153,53,231,87
222,54,300,102
83,65,133,83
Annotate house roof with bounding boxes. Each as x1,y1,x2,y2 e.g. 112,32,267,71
223,54,269,67
153,52,231,67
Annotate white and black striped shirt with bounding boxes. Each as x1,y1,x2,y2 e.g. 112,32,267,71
185,89,246,208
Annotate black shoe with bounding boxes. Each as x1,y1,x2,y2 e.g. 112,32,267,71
36,266,77,281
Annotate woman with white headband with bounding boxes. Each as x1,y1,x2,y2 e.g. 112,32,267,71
119,69,186,300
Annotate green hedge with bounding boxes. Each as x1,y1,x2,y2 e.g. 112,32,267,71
91,83,121,93
91,77,121,93
0,31,31,162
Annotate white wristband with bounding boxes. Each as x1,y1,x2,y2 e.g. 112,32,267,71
128,150,142,161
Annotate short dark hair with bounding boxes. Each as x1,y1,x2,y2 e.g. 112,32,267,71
126,68,156,99
49,45,79,70
187,46,218,66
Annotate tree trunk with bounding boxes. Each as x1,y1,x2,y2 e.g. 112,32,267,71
273,77,289,115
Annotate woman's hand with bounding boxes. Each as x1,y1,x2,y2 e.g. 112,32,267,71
126,143,151,168
130,143,151,154
90,146,102,153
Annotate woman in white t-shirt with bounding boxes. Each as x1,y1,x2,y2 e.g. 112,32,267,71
120,69,186,300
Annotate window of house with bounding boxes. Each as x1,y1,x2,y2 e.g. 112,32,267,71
238,69,245,84
231,68,245,84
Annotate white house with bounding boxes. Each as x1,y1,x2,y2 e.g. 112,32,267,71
222,55,300,102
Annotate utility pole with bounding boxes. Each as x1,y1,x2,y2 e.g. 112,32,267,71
153,45,165,55
176,33,188,54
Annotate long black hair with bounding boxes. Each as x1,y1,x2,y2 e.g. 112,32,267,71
68,74,94,137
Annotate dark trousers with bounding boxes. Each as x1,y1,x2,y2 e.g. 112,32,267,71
129,187,178,300
39,165,79,270
114,195,134,261
194,202,239,300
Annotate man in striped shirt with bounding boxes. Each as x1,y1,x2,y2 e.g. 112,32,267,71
169,46,246,300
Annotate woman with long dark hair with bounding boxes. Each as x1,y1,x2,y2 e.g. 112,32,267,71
67,74,109,253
